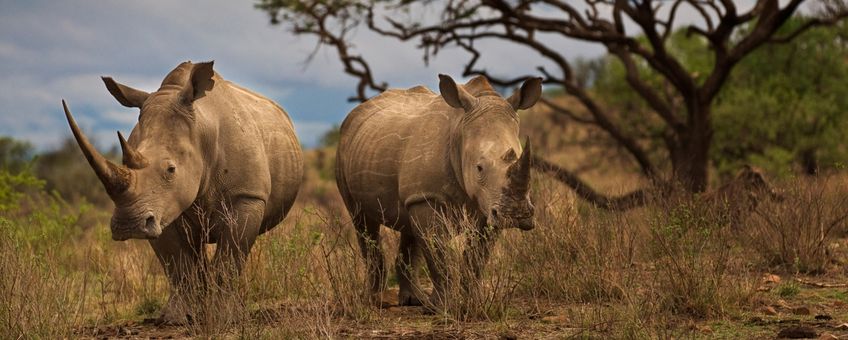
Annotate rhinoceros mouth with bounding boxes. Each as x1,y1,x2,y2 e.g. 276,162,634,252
110,212,163,240
515,217,535,231
487,205,535,231
493,216,535,231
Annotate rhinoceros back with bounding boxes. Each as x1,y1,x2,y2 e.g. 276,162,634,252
336,86,454,227
197,78,303,234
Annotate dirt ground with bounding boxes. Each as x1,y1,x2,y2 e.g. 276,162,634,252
74,276,848,339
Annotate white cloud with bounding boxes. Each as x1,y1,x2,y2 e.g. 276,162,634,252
1,0,779,150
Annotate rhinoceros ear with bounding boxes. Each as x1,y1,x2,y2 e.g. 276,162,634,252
102,77,149,108
438,74,477,112
507,77,543,110
181,61,215,105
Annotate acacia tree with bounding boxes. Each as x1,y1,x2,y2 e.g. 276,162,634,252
711,19,848,177
257,0,847,207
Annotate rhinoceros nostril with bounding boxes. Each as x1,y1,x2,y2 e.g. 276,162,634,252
145,215,156,229
490,208,499,219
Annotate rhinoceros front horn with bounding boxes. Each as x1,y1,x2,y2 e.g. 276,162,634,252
63,100,132,196
507,137,532,195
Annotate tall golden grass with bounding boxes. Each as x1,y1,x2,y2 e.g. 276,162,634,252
1,152,847,338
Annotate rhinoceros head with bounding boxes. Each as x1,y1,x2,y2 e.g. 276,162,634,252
63,61,215,241
737,165,783,202
439,74,541,231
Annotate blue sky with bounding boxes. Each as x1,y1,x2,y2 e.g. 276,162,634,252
1,1,755,150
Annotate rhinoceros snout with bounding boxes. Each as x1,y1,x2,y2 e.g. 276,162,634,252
110,212,163,241
487,206,535,231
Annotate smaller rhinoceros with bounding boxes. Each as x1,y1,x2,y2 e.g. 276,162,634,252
336,74,541,306
62,61,303,323
703,165,783,227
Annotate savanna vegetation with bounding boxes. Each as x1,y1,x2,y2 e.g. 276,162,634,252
3,92,848,339
3,1,848,339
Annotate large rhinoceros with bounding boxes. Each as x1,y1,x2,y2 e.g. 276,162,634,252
336,74,541,306
62,61,303,323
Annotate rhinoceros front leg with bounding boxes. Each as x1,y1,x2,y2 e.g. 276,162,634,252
148,220,206,325
408,204,449,308
462,223,500,292
212,197,265,283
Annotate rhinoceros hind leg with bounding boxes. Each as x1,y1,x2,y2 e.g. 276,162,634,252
353,213,386,304
396,229,424,306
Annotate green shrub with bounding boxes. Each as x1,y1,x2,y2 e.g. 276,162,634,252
776,282,801,298
0,166,43,212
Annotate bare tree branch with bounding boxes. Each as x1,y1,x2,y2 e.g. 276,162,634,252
263,1,387,102
539,97,597,125
771,10,848,43
531,156,647,210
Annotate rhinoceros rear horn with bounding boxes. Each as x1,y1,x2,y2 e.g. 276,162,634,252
507,137,532,194
117,131,148,169
63,100,132,196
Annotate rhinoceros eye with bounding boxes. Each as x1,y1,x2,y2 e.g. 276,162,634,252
476,164,483,173
163,161,176,180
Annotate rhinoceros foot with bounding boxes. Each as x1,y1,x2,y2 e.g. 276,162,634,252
154,295,193,326
398,291,423,306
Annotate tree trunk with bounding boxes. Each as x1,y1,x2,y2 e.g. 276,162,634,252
800,148,818,176
673,104,713,193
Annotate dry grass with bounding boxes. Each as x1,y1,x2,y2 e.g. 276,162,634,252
410,208,523,322
2,152,848,338
0,231,89,339
743,176,848,274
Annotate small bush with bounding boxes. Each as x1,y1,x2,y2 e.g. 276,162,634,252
645,195,749,318
505,200,634,304
744,177,848,274
134,296,162,317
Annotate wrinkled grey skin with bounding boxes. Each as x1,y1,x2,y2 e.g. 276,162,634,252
63,61,303,323
336,74,541,306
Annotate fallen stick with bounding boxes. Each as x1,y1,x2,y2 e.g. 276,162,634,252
795,278,848,288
